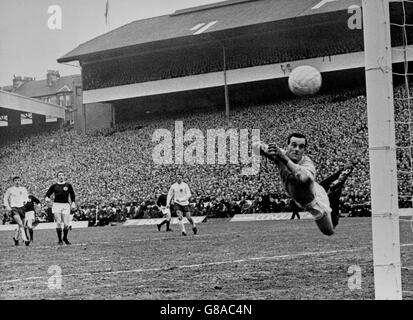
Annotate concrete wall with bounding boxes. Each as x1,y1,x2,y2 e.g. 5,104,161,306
32,113,46,125
84,102,114,131
6,109,21,126
0,122,61,146
73,84,84,134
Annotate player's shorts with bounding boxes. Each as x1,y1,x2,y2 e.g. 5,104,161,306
160,206,171,219
174,203,190,214
11,207,25,220
52,202,71,215
295,182,332,221
52,203,71,225
25,211,35,221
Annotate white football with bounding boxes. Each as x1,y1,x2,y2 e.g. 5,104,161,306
288,65,322,96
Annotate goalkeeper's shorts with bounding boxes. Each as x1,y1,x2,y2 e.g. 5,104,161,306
295,182,332,221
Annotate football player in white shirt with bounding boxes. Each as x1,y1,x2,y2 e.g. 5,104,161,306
3,176,30,246
254,133,335,236
167,174,197,236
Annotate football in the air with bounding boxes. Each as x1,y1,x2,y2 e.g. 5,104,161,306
288,65,322,96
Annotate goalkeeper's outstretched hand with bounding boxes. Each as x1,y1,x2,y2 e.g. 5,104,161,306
252,142,278,162
268,143,283,158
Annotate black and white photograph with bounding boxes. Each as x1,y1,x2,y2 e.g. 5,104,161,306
0,0,412,305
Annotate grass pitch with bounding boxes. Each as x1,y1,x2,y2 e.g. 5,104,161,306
1,217,412,300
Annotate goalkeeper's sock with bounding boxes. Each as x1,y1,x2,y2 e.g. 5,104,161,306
29,228,34,242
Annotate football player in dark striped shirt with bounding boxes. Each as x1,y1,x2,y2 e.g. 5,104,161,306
45,171,76,245
24,195,40,243
156,188,172,232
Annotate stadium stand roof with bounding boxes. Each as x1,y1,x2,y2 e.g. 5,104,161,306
58,0,361,63
0,90,66,118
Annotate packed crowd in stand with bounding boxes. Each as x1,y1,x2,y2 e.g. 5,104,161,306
0,84,412,226
83,26,366,90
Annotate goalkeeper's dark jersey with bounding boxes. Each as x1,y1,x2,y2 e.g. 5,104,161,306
46,183,75,203
157,194,168,207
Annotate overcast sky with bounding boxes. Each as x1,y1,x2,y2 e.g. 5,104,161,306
0,0,222,86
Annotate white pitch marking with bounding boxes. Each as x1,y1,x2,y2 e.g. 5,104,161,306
0,231,242,251
0,222,394,252
193,20,218,35
0,246,370,285
0,220,400,252
0,221,372,252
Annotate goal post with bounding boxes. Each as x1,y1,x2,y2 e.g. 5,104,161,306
362,0,402,300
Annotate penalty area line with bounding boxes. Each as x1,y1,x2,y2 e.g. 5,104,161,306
0,246,369,285
0,231,242,251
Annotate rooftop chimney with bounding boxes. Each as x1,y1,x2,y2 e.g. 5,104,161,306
46,70,60,87
12,75,34,90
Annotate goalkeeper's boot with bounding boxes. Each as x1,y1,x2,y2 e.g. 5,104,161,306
331,210,340,229
13,237,19,246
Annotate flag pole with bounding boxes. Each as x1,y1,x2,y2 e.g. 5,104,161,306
105,0,110,31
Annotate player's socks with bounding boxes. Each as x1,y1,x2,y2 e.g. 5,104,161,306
63,227,71,245
29,228,34,242
166,220,172,231
158,219,167,231
20,227,28,242
14,228,20,241
56,228,63,244
20,227,29,246
179,220,186,235
13,236,19,246
187,218,197,234
24,227,30,241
